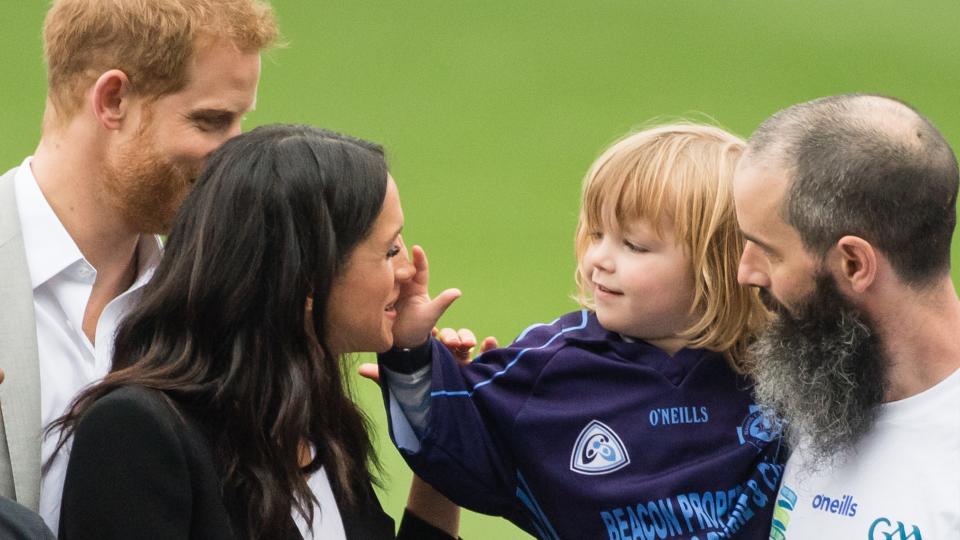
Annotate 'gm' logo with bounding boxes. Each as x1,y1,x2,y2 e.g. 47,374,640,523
569,420,630,475
868,518,922,540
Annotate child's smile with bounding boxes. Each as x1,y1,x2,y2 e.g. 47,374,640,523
580,217,697,354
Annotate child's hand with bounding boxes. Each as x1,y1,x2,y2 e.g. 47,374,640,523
434,327,499,364
392,244,461,349
358,328,499,383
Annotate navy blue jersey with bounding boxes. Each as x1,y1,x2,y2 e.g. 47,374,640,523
380,310,785,540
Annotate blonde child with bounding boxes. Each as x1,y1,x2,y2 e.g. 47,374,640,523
380,124,784,540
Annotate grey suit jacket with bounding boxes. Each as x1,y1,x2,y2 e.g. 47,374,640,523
0,167,42,511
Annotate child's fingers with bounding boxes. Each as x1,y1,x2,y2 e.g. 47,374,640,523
437,326,477,348
436,328,492,365
456,328,478,349
411,245,429,284
436,327,461,347
436,327,471,363
357,363,381,383
450,328,478,366
424,288,461,324
480,336,499,353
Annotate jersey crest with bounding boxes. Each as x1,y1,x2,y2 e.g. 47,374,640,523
736,405,781,451
570,420,630,475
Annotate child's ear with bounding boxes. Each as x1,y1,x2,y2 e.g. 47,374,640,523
832,235,877,294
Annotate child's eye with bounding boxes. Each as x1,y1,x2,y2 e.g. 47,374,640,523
624,241,648,253
588,231,604,241
387,245,401,258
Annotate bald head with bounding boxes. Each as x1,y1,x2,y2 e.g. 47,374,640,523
744,94,959,287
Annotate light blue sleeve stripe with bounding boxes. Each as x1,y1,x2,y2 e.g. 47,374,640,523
515,316,561,342
516,472,561,540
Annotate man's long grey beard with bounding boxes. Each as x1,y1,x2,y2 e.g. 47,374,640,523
750,273,888,470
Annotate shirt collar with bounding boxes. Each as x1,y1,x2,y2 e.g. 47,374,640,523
566,310,716,358
133,233,163,288
15,157,84,289
561,310,622,345
14,156,163,290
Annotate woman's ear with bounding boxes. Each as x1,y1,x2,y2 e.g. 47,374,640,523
833,235,877,294
305,297,314,313
91,69,132,130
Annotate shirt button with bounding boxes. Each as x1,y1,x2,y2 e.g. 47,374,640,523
77,263,95,280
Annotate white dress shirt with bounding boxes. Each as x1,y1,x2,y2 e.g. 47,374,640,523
13,157,161,533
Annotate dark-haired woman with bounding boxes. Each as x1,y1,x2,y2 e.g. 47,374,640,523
53,125,461,539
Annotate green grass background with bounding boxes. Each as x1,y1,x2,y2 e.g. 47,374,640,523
4,2,960,538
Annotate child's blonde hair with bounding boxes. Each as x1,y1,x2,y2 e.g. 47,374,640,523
574,123,766,372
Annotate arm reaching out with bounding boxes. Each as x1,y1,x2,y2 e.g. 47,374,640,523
359,328,498,383
360,243,496,382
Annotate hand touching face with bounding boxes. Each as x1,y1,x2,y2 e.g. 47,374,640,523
326,176,414,355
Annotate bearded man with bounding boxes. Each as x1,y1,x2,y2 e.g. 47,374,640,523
734,94,960,538
0,0,277,531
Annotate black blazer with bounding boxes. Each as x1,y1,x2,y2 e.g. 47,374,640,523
59,386,452,540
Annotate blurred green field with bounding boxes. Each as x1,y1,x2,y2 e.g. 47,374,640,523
4,1,960,538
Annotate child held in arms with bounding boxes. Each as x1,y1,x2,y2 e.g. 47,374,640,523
380,124,785,539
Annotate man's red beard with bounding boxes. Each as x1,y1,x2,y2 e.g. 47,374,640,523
101,132,196,235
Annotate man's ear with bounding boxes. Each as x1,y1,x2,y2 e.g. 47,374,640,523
91,69,132,130
833,235,877,293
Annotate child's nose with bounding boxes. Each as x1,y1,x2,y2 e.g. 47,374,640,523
587,239,615,272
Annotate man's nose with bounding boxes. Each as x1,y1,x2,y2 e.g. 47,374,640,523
738,242,770,288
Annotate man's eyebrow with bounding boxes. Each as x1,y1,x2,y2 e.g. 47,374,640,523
742,232,776,254
187,108,236,119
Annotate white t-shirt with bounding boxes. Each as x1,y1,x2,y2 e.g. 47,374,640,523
769,368,960,539
291,450,346,540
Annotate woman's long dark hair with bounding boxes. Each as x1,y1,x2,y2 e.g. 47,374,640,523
50,124,389,537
